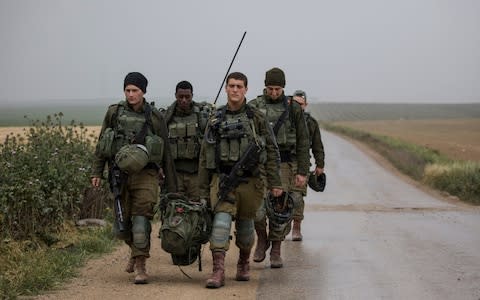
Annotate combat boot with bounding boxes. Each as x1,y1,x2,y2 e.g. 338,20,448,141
125,257,135,273
206,250,226,288
235,249,251,281
270,241,283,268
292,220,303,241
253,228,270,262
134,256,148,284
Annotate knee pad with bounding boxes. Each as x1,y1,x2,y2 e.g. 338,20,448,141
132,216,151,249
209,212,232,250
235,219,254,250
254,198,266,223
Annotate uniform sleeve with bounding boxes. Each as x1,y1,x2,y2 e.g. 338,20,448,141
308,116,325,168
90,107,114,178
292,103,310,175
153,110,178,193
197,127,211,200
257,113,282,189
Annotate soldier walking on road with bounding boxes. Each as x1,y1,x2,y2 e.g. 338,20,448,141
91,72,177,284
249,67,310,268
198,72,283,288
290,89,325,241
162,81,211,200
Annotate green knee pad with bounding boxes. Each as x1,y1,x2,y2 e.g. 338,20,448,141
235,219,254,250
210,212,232,250
132,216,151,249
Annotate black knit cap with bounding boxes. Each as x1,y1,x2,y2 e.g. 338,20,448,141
264,67,286,87
124,72,148,93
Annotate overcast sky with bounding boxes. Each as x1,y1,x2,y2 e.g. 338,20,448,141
1,0,479,105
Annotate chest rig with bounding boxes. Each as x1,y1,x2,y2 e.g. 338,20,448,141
205,105,265,171
254,96,296,151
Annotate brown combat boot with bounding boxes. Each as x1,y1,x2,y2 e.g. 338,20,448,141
235,249,251,281
206,251,226,288
134,256,148,284
292,220,303,241
253,228,270,262
270,241,283,268
125,257,135,273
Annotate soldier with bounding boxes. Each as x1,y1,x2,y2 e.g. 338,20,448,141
290,89,325,241
162,80,211,200
91,72,177,284
198,72,283,288
249,67,310,268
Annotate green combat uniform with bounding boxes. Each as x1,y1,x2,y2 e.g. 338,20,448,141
162,100,211,200
198,100,282,285
91,100,177,259
293,111,325,220
248,91,310,241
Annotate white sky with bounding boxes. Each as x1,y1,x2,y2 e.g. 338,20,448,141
1,0,479,104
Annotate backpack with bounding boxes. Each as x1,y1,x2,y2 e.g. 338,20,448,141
159,193,212,270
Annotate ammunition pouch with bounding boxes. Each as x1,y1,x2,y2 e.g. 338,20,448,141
145,134,164,163
95,127,115,159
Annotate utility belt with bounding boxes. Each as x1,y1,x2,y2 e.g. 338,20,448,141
218,165,255,178
279,151,294,162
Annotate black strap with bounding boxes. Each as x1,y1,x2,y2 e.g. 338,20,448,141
134,103,152,145
272,96,289,135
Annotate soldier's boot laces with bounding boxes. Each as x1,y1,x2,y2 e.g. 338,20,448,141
270,241,283,268
134,256,148,284
206,251,226,288
235,249,251,281
125,257,135,273
292,220,303,241
253,228,270,262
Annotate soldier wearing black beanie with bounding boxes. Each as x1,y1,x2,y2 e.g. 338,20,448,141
124,72,148,94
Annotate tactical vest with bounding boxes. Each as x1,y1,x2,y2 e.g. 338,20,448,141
204,106,266,170
253,96,296,151
167,105,208,160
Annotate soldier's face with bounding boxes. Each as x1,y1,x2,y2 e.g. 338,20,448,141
266,85,284,100
175,88,193,110
226,78,248,105
124,85,144,108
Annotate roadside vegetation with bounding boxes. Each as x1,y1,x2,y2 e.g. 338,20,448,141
322,122,480,204
0,113,116,299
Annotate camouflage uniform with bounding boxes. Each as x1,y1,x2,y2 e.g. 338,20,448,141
249,91,310,240
293,111,325,220
91,100,177,260
163,100,211,200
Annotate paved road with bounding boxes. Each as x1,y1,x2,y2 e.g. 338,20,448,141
256,131,480,300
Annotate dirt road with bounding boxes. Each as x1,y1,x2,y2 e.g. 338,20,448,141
35,131,480,300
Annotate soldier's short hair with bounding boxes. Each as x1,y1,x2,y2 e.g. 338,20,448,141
176,81,193,93
227,72,248,87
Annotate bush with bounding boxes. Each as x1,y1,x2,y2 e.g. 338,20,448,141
0,113,97,241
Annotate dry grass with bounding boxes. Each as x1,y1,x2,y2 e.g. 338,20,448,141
334,119,480,161
0,126,101,143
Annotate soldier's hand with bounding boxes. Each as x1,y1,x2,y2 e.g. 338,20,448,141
91,177,101,187
294,174,307,188
157,168,165,185
271,188,283,197
315,167,324,176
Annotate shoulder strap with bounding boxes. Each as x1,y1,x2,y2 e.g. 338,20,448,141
272,96,290,135
134,103,152,145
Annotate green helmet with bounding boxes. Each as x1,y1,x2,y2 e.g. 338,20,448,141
115,144,149,174
308,172,326,192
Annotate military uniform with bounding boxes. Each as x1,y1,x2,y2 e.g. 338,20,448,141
163,100,211,200
91,99,176,278
198,100,282,286
293,112,325,220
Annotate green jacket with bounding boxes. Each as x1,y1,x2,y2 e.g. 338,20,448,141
248,93,310,175
198,100,282,200
91,99,177,193
305,112,325,168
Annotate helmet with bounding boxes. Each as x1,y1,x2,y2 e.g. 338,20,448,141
308,172,326,192
115,144,149,174
265,191,294,226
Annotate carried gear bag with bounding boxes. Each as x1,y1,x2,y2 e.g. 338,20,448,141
159,193,212,270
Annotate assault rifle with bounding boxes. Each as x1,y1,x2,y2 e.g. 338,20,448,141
109,163,127,232
216,142,261,208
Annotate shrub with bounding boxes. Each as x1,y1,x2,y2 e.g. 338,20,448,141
0,113,96,241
